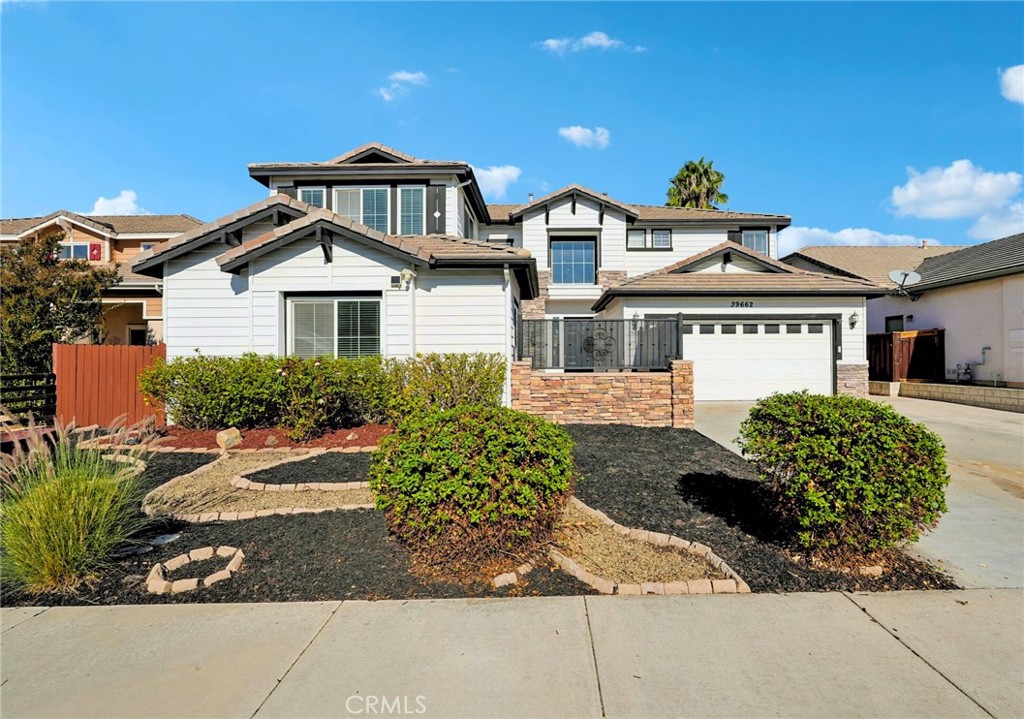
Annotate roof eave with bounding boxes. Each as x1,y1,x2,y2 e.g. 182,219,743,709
592,286,884,311
910,263,1024,293
248,164,471,186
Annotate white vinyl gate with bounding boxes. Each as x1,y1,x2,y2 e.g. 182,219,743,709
682,319,834,401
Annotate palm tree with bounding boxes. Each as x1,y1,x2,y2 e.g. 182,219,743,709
666,158,729,209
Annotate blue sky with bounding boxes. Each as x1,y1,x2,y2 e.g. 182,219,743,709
2,2,1022,254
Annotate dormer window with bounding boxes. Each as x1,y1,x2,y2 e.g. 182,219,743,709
742,230,768,254
334,187,390,233
299,187,326,208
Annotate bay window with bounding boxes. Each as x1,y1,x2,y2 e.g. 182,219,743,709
289,297,381,359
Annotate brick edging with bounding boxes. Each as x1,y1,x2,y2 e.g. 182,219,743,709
228,448,371,492
146,545,244,594
549,497,751,595
85,444,379,454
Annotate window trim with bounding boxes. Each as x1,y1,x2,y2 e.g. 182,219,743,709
398,185,426,236
626,227,673,251
548,237,598,285
58,241,91,261
298,186,327,208
626,228,646,249
741,229,769,255
330,186,392,233
287,295,383,359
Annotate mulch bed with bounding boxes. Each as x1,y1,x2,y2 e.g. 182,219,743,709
247,453,371,485
157,425,392,450
567,424,959,593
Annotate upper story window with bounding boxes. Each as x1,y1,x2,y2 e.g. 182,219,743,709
742,230,768,255
299,187,326,208
550,238,596,284
399,187,424,235
140,242,157,252
465,211,475,240
334,188,390,233
58,242,90,260
626,228,672,250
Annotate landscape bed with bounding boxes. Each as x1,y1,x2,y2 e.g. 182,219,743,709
157,424,391,450
0,426,957,607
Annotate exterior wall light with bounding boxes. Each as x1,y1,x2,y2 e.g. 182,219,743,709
849,311,860,329
399,268,417,291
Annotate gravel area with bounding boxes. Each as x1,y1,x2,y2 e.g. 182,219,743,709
248,453,370,485
568,424,959,593
146,454,374,514
555,501,725,584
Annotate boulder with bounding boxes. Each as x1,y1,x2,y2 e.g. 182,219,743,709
216,427,243,450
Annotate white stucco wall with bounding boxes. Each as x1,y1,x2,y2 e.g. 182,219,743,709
867,274,1024,385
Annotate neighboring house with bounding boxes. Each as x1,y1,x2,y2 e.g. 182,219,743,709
0,210,203,344
784,234,1024,386
132,142,880,400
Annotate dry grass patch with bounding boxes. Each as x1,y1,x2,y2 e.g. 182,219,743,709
146,454,373,515
555,502,725,584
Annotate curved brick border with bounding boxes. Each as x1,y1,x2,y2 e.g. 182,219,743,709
82,442,378,455
141,453,375,523
146,546,244,594
545,497,751,595
227,448,372,493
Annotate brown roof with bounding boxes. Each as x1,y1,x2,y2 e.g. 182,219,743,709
217,207,532,270
486,200,790,226
912,233,1024,290
592,241,881,310
107,263,162,286
0,211,201,237
507,185,639,219
326,142,419,164
783,245,966,288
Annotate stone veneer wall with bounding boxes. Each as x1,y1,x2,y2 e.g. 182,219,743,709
836,363,869,398
521,270,629,319
511,359,694,428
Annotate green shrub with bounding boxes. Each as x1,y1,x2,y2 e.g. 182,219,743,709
140,352,508,436
0,421,151,594
369,406,576,567
737,391,949,555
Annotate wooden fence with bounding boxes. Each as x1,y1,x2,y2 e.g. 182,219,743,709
0,373,57,422
867,329,945,382
52,343,166,427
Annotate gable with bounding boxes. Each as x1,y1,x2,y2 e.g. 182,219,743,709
686,253,773,274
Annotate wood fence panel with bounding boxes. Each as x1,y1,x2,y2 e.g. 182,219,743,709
52,343,166,427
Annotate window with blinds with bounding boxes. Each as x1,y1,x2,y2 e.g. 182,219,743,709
400,187,424,235
289,298,381,358
362,189,389,233
299,188,325,208
334,189,361,222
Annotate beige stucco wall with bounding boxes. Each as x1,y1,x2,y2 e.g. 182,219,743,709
867,274,1024,385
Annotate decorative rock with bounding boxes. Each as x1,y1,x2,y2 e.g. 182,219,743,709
164,554,190,571
204,569,232,586
859,565,884,578
688,579,713,594
493,572,517,588
515,563,534,576
171,578,199,593
147,578,172,594
189,547,215,561
216,427,243,451
216,546,239,557
264,435,279,447
146,564,165,583
711,579,737,594
346,432,358,441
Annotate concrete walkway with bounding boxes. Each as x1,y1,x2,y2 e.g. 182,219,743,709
1,591,1021,718
694,397,1024,589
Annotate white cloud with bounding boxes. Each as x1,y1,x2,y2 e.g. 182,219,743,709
779,226,939,258
472,165,522,200
969,200,1024,240
377,70,429,102
540,31,646,55
558,125,611,149
999,65,1024,104
891,159,1022,219
89,190,149,216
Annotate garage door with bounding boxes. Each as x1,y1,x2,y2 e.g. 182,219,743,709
682,320,833,401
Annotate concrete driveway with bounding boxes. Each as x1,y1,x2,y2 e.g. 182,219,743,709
694,397,1024,589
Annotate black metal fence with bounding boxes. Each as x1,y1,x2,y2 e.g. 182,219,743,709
1,373,57,423
517,318,681,371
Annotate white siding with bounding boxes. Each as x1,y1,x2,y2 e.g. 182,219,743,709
520,196,626,270
414,270,509,354
623,230,730,275
687,254,767,274
479,225,522,246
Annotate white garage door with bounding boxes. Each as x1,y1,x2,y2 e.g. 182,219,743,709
682,320,833,401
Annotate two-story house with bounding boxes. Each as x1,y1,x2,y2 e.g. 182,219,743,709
0,210,203,344
133,142,880,401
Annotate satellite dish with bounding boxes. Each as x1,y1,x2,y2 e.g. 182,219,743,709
888,269,922,289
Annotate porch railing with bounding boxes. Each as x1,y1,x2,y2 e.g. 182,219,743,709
517,317,681,371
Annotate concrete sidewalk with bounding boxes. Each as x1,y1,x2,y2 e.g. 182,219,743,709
2,591,1021,718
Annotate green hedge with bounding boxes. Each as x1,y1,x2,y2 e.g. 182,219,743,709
139,352,507,439
737,391,949,556
369,405,576,567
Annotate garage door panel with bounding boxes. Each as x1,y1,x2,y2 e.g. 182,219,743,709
683,321,833,401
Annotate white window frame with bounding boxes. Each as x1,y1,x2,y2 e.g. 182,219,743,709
398,186,426,235
651,229,672,249
332,187,392,232
58,241,91,261
626,229,646,249
742,230,769,255
287,296,383,358
360,187,391,234
626,228,672,250
298,187,327,208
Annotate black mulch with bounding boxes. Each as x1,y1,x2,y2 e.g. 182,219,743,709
247,453,370,485
567,424,959,593
136,451,218,495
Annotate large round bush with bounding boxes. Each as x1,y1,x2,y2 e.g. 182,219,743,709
369,405,576,567
737,391,948,556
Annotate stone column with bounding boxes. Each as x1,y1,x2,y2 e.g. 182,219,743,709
836,363,869,397
670,360,694,429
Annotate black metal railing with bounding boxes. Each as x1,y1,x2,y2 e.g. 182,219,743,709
517,318,681,371
0,373,57,423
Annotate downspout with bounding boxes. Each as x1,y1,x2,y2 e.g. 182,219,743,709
503,264,512,407
408,265,417,357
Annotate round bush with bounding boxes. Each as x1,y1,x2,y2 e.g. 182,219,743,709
737,391,949,556
369,405,576,568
